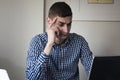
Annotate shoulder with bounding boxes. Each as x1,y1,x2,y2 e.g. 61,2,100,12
68,33,88,45
69,33,90,48
69,33,86,41
30,32,47,45
32,32,47,41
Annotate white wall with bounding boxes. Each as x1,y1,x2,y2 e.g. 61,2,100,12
0,0,44,80
45,0,120,80
71,21,120,56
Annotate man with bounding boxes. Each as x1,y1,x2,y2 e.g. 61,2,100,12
26,2,93,80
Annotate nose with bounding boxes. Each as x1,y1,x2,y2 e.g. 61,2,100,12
63,24,71,33
63,24,69,33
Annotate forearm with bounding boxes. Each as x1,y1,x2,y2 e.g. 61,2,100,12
44,42,54,55
26,33,54,80
26,52,49,80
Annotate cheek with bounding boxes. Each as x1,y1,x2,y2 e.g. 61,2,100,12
66,27,71,32
58,25,71,33
68,27,71,31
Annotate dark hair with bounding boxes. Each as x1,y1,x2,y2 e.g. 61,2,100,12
48,2,72,19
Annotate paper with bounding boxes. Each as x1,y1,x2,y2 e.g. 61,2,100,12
0,69,10,80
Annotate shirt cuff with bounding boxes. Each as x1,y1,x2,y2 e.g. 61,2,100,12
38,52,50,65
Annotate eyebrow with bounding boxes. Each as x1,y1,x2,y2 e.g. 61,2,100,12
58,21,72,24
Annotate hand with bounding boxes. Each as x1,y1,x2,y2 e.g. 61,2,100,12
44,17,59,55
46,17,60,45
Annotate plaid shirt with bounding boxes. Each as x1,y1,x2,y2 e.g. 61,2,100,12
26,32,93,80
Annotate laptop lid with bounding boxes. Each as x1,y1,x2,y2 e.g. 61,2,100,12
88,56,120,80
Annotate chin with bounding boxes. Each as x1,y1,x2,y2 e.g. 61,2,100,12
55,39,61,44
55,40,62,44
55,38,67,44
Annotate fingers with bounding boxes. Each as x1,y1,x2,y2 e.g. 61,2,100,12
48,17,60,35
47,17,61,38
49,17,57,28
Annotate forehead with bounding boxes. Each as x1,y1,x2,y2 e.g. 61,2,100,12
56,16,72,23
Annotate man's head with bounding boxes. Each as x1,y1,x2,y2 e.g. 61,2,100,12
48,2,72,19
47,2,72,44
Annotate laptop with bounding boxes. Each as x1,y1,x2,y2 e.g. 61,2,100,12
88,56,120,80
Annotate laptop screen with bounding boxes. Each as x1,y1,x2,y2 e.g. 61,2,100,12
89,56,120,80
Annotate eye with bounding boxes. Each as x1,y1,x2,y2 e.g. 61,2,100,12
59,22,64,27
67,23,71,26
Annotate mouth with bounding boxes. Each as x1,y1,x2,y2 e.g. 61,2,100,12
60,34,69,40
60,31,68,36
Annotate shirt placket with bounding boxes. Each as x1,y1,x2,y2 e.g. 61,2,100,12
55,45,64,79
60,45,64,70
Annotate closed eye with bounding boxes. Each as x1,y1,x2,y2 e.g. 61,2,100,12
59,22,65,27
58,22,72,27
67,22,71,26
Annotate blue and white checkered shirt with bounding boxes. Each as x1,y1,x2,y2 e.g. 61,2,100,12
26,32,93,80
